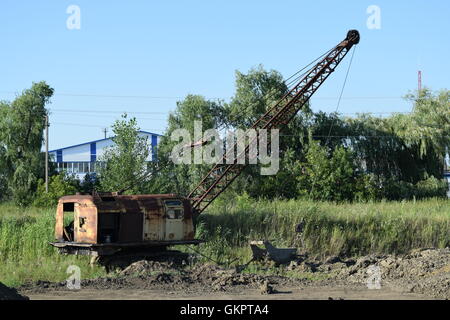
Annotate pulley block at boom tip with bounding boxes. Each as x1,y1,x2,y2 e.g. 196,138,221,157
346,29,360,45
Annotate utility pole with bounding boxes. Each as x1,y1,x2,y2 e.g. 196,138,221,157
45,114,49,193
418,70,422,92
103,128,108,139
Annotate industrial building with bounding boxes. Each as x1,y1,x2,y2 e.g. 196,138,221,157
49,131,161,180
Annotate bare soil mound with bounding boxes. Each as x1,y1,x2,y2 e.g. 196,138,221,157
20,261,299,296
342,248,450,299
287,248,450,299
18,248,450,299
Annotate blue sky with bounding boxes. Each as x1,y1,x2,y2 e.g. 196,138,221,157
1,0,449,150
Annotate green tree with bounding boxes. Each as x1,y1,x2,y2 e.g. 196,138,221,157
0,81,54,206
246,148,300,199
223,65,310,198
344,89,449,196
143,62,448,202
225,65,289,129
150,95,224,195
297,140,359,201
0,130,8,200
404,88,450,157
80,173,99,194
34,172,79,207
97,114,151,193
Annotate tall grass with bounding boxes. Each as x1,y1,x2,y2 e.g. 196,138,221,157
194,195,450,263
0,204,106,287
1,197,448,286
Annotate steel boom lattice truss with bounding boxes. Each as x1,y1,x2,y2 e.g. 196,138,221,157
188,30,360,214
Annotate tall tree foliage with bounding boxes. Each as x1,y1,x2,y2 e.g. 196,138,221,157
404,89,449,157
148,66,447,202
0,81,53,205
223,66,313,197
345,89,449,186
150,95,224,195
97,114,151,193
225,65,289,129
297,139,359,201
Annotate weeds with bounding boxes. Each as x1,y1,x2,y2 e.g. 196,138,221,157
194,197,449,261
0,205,106,287
0,198,448,287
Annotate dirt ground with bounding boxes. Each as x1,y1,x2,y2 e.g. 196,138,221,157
17,247,450,300
23,285,431,300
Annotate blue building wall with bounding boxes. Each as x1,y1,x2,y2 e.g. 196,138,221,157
49,131,161,180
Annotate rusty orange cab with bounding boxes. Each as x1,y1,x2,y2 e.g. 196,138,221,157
50,192,202,257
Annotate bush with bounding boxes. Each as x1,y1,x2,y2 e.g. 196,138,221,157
415,176,448,199
381,176,448,200
33,173,79,208
297,142,359,202
354,174,382,202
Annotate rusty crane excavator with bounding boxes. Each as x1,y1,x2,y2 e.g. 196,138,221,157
51,30,360,262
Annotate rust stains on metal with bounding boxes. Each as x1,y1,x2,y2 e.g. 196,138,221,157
52,193,198,256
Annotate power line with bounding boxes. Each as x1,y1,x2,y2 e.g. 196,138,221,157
48,109,412,115
279,135,450,138
50,108,169,115
0,91,228,100
51,121,164,134
340,111,411,115
50,113,168,121
52,122,106,128
6,108,414,117
49,124,448,142
0,90,408,101
311,96,406,100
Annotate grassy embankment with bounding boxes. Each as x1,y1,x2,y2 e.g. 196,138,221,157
0,203,106,287
0,196,449,287
193,194,450,265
